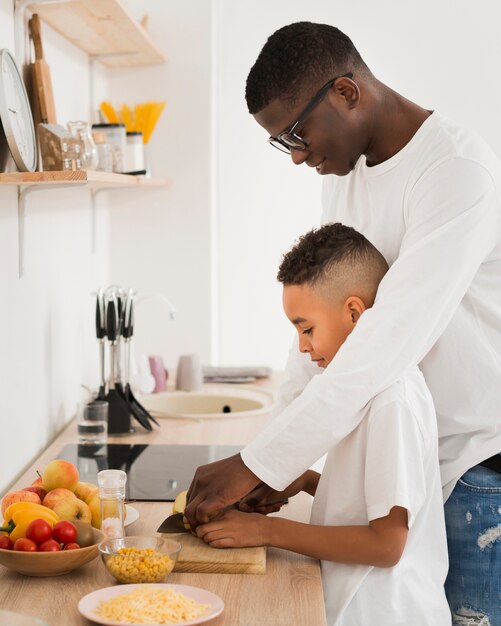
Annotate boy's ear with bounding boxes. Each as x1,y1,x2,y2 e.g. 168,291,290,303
345,296,366,324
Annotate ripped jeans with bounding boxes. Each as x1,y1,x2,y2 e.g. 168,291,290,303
444,461,501,626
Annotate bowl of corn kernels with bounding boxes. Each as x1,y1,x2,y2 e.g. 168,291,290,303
98,536,182,584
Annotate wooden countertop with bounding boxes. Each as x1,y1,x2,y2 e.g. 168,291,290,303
0,378,327,626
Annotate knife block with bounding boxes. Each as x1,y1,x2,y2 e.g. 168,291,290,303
107,398,132,434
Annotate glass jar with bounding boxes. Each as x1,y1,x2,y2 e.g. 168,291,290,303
97,469,127,539
92,131,113,172
91,123,126,173
67,121,98,170
124,131,145,173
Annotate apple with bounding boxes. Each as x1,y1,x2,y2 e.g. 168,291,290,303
74,481,98,504
42,488,76,510
1,490,41,516
32,476,43,488
172,490,187,514
52,497,92,524
21,486,47,502
42,459,79,492
86,491,101,529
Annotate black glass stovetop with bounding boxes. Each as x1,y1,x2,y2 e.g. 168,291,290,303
57,443,242,502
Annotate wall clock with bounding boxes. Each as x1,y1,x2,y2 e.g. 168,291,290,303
0,49,37,172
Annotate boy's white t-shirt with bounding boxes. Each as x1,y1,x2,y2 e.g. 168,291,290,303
310,366,450,626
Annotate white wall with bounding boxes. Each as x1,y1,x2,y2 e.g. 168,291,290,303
106,0,214,373
0,2,110,494
215,0,501,369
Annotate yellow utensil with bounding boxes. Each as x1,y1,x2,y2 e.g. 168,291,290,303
100,101,119,124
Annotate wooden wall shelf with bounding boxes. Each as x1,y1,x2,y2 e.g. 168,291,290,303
26,0,166,67
0,170,169,189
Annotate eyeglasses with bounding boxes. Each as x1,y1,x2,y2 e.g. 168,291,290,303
268,73,353,153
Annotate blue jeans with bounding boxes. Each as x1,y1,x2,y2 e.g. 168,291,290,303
444,461,501,626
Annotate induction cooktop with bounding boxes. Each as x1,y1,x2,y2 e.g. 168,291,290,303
57,443,242,501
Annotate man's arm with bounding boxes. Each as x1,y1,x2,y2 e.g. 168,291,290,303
241,159,498,490
187,158,498,520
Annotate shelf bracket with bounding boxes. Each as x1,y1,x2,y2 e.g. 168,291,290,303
17,182,86,278
90,186,114,253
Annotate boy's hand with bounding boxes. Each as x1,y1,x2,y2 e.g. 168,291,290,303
196,509,270,548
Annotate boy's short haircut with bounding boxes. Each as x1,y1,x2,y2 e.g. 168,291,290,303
277,223,389,305
246,21,370,115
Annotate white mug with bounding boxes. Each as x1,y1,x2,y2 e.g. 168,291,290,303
176,354,203,391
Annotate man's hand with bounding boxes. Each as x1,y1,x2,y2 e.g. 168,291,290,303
184,453,261,527
196,508,270,548
238,471,317,513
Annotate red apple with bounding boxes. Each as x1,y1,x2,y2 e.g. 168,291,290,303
42,488,76,510
1,490,41,517
22,486,47,502
42,459,79,492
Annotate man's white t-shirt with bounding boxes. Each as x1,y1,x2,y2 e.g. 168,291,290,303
312,367,450,626
242,112,501,500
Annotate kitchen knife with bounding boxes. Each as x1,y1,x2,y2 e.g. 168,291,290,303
157,498,289,534
157,512,188,534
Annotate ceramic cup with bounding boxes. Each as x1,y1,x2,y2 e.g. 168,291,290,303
149,355,167,392
175,354,203,392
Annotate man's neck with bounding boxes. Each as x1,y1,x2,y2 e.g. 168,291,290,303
364,85,431,167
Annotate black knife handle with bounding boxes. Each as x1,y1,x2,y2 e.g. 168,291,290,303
106,296,117,341
95,291,105,339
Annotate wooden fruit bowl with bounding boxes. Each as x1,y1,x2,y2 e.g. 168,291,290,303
0,528,104,576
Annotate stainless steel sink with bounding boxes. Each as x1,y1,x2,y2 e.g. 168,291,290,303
138,386,275,419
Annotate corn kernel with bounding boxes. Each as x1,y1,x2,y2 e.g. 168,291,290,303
104,547,175,584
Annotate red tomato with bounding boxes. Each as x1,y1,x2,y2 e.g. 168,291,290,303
0,536,14,550
38,539,61,552
63,542,80,550
13,538,37,552
26,518,53,545
52,521,77,545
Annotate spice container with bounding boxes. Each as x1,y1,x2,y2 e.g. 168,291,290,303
124,131,145,174
93,132,113,172
91,123,126,173
98,469,127,539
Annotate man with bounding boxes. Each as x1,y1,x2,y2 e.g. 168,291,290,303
186,22,501,624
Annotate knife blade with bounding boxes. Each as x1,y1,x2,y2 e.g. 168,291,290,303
157,498,289,534
157,512,188,534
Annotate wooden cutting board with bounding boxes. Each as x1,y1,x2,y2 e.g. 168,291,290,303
166,532,266,574
29,14,57,124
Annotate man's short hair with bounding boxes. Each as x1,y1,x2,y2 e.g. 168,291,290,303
277,223,388,305
246,22,369,114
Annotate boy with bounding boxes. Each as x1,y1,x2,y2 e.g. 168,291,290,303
197,223,451,626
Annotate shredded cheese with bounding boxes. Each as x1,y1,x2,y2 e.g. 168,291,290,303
96,586,210,624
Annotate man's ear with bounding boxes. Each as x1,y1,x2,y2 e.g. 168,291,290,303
326,76,360,110
345,296,366,325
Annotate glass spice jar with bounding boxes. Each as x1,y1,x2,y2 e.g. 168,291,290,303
97,469,127,539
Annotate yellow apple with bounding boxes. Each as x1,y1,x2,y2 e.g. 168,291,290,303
42,459,79,492
172,490,187,514
87,491,101,529
1,490,41,516
52,497,92,524
74,481,98,504
42,488,76,510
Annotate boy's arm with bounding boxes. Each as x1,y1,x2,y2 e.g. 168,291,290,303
197,505,409,568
